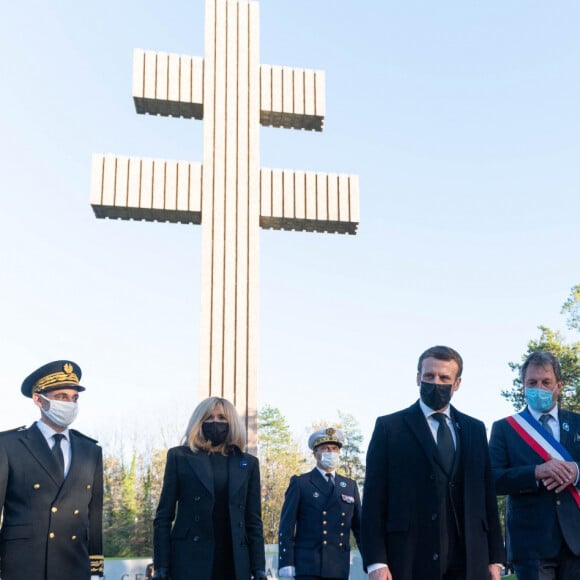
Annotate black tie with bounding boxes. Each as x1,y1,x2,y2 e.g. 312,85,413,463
540,414,554,438
325,473,334,489
433,413,455,474
52,434,65,476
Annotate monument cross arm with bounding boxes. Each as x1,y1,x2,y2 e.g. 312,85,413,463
90,0,360,452
133,48,325,131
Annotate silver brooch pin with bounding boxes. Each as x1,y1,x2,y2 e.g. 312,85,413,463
562,422,570,432
313,492,320,498
339,481,347,488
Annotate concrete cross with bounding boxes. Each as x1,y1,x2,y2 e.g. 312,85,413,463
90,0,360,450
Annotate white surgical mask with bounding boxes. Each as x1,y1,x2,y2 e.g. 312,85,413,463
40,394,79,427
319,451,340,470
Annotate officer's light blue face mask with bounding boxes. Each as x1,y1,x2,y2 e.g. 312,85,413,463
525,387,555,413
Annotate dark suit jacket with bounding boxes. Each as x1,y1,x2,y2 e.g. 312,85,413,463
153,445,265,580
361,401,504,580
278,468,361,579
489,408,580,561
0,423,103,580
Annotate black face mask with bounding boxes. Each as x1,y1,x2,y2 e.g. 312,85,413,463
202,421,229,446
420,381,453,411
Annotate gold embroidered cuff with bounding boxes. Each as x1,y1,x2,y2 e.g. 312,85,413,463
90,554,104,575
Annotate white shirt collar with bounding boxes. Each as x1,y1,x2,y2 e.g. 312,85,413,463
419,398,451,420
316,466,335,479
35,419,69,442
528,405,559,423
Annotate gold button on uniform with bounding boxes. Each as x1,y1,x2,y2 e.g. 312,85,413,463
323,540,328,545
322,520,327,525
49,533,55,539
71,535,77,541
322,511,327,515
86,485,91,490
33,484,40,489
73,509,80,516
323,530,327,535
51,507,58,513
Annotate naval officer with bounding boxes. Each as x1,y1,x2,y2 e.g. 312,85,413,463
0,360,104,580
278,427,362,580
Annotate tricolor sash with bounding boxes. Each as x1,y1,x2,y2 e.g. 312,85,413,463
506,410,580,508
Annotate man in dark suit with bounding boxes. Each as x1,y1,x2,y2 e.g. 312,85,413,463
278,427,362,580
361,345,504,580
0,360,104,580
489,351,580,580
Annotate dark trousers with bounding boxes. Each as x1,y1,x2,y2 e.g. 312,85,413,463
513,543,580,580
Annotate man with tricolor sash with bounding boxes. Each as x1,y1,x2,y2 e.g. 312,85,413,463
490,351,580,580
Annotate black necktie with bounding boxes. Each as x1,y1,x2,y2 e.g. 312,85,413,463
433,413,455,473
540,414,554,438
325,473,334,489
52,433,65,476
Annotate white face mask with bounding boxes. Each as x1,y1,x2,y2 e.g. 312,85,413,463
40,394,79,427
319,451,340,470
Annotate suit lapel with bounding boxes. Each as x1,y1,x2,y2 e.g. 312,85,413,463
559,409,574,448
20,424,64,486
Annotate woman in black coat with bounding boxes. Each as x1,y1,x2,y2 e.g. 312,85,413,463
153,397,266,580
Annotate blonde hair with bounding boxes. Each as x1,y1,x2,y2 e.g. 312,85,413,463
183,397,246,453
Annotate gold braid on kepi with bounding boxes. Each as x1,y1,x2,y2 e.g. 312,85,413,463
308,426,346,450
90,555,104,575
21,360,86,398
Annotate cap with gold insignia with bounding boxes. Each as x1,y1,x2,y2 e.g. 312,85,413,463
308,427,346,450
21,360,85,398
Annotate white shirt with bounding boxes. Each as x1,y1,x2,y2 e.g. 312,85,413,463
528,406,560,442
36,420,72,476
419,399,457,447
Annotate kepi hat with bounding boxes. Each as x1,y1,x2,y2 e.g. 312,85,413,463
21,360,85,398
308,427,345,450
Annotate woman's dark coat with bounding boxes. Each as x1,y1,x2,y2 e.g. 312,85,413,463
154,445,265,580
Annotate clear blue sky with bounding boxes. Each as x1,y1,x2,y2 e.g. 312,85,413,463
1,0,578,453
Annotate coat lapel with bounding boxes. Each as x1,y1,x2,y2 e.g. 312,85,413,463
228,448,250,498
310,468,338,506
185,450,214,496
404,401,440,467
449,407,464,476
20,424,64,486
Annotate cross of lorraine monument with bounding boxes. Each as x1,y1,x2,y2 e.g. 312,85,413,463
90,0,360,451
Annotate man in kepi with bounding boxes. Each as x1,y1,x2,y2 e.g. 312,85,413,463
489,351,580,579
0,360,104,580
361,345,504,580
278,427,362,580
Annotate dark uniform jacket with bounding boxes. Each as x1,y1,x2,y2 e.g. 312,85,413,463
278,468,362,579
153,445,265,580
361,402,504,580
489,408,580,562
0,423,103,580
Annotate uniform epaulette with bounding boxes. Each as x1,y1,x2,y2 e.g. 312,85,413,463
0,425,26,435
69,429,99,444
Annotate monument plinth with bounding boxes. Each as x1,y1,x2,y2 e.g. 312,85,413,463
90,0,360,451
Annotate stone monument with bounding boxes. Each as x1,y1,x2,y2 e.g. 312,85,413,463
90,0,360,450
